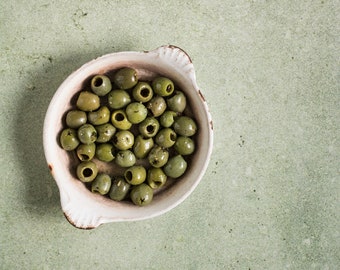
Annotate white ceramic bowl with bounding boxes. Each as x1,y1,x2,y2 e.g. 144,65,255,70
43,45,213,229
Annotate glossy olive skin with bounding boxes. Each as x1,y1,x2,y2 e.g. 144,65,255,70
88,106,110,126
111,110,132,130
78,124,97,144
95,143,115,162
109,177,130,201
152,77,174,97
124,165,147,185
115,150,136,168
60,128,80,151
132,82,153,102
167,91,187,113
112,130,134,150
174,136,195,155
130,183,153,206
76,161,98,182
155,128,177,148
95,123,116,143
147,96,167,117
147,167,167,189
76,91,100,112
76,143,96,161
108,89,131,109
113,67,138,89
160,111,177,128
91,75,112,96
138,117,160,138
133,135,154,159
91,173,112,195
163,155,187,178
66,110,87,129
148,146,169,168
59,71,198,206
173,116,197,137
126,102,148,124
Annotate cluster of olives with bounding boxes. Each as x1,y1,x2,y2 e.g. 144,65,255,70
59,67,197,206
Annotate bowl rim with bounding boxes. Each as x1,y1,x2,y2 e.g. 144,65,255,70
43,45,213,228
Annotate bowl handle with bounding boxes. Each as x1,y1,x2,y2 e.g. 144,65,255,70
58,184,105,229
150,45,199,89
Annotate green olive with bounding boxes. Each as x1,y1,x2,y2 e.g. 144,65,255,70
155,128,177,148
76,143,96,161
60,65,198,205
124,165,146,185
132,82,153,102
167,91,187,113
95,143,115,162
174,136,195,155
173,116,197,137
88,106,110,126
112,130,134,150
159,111,177,128
65,110,87,129
147,96,167,117
115,150,136,168
59,128,80,151
111,110,132,130
76,161,98,182
77,124,97,144
138,117,160,138
130,183,153,206
152,77,174,97
108,89,131,109
133,135,154,159
125,102,148,124
95,123,116,143
113,67,138,89
91,75,112,96
76,91,100,112
91,173,112,195
109,176,130,201
147,167,167,189
163,155,187,178
148,146,169,168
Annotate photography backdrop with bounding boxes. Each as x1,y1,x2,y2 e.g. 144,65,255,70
0,1,338,269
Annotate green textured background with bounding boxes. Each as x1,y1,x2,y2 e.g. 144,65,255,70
0,1,339,269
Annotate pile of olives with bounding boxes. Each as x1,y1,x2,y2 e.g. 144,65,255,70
59,67,197,206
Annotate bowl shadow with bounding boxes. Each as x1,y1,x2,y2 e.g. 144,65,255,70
13,47,133,216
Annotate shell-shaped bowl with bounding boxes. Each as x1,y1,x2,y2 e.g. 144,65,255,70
43,45,213,229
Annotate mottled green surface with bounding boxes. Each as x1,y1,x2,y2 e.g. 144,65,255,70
0,1,339,269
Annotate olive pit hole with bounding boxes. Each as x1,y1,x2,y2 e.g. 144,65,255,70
146,125,155,133
83,168,93,177
151,159,159,165
141,88,150,97
166,85,172,92
125,171,132,181
170,133,176,141
80,154,89,161
94,77,103,87
115,113,125,121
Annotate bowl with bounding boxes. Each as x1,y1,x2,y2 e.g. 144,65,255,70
43,45,213,229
